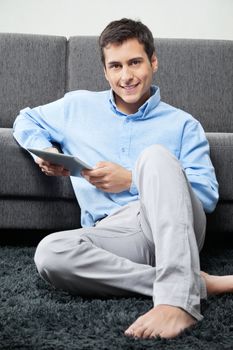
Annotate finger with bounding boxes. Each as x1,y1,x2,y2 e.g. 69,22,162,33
89,176,107,184
40,163,65,172
62,169,70,176
42,169,51,176
94,183,112,192
95,161,109,168
41,168,55,175
82,168,107,178
47,163,65,170
85,177,109,187
36,157,65,171
41,167,70,177
36,158,51,166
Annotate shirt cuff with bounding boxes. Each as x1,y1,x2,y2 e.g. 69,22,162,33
129,176,138,195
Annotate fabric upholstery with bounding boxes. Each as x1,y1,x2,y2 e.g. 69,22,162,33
0,33,66,128
67,36,109,92
207,202,233,234
154,39,233,132
206,133,233,200
0,199,80,230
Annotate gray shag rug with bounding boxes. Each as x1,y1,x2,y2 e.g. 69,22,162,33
0,239,233,350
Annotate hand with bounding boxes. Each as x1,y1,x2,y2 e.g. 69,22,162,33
82,161,132,193
35,147,70,176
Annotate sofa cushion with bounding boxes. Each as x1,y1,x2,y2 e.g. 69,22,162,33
1,129,233,204
154,39,233,133
67,36,109,92
0,33,66,128
207,202,233,235
0,198,81,230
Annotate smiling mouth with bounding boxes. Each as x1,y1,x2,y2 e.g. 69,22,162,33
121,83,139,91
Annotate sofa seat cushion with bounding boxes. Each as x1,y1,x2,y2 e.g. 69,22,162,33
1,130,232,203
0,198,81,230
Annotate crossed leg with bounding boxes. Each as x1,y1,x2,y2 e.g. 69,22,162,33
34,145,233,340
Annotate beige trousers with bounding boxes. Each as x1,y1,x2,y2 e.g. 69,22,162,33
34,145,207,320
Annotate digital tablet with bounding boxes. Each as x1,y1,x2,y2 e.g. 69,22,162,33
27,148,93,177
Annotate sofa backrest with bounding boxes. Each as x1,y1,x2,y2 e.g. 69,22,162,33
1,34,232,132
0,33,67,128
67,36,233,132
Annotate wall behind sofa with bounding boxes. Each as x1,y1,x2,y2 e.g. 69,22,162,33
0,0,233,39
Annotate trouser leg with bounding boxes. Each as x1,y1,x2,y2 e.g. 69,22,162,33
135,144,206,320
34,201,156,297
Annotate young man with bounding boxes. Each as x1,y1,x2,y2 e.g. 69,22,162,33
13,18,233,339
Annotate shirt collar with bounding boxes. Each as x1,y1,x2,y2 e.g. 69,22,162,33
109,85,161,120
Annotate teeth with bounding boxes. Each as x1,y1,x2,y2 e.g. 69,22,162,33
123,85,137,89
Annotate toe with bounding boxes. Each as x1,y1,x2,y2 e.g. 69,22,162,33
133,325,148,338
141,327,155,339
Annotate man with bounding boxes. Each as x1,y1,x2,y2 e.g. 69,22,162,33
13,18,233,339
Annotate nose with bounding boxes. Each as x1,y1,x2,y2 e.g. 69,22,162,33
121,66,133,83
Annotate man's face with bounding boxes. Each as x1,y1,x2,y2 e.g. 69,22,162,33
103,38,158,115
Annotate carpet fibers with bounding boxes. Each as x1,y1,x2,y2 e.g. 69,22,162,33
0,244,233,350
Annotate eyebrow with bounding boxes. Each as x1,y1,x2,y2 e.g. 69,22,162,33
107,61,120,67
107,57,144,67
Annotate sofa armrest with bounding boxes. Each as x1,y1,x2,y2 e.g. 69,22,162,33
0,128,75,199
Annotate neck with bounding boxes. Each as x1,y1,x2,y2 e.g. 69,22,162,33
114,90,151,115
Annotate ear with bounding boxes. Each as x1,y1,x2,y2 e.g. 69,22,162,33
151,54,158,73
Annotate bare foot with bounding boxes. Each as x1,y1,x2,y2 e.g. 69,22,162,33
124,305,196,339
201,271,233,295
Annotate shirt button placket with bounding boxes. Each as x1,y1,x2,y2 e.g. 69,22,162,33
119,118,131,166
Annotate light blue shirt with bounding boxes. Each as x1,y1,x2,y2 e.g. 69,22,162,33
13,86,219,227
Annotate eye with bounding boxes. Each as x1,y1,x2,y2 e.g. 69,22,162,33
109,63,121,70
131,59,141,66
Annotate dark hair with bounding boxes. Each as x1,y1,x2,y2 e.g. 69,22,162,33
99,18,155,65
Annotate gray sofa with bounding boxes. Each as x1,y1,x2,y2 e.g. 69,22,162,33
0,33,233,238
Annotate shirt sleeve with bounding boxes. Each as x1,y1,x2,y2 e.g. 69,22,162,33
13,97,65,151
180,119,219,213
